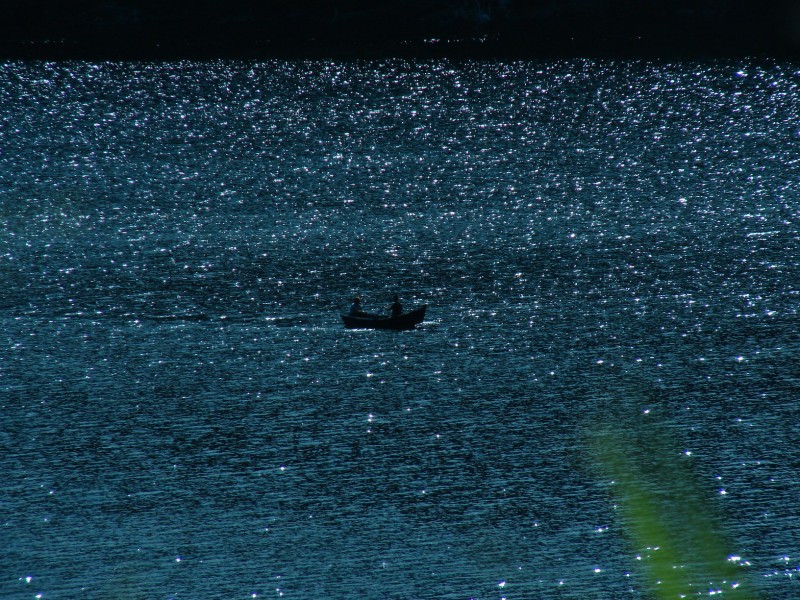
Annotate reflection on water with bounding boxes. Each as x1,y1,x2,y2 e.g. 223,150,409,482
1,59,799,598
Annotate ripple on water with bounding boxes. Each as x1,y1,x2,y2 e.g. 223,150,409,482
1,59,799,599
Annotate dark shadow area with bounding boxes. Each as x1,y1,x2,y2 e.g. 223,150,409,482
1,0,799,60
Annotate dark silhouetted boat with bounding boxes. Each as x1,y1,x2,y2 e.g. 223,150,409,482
341,305,427,330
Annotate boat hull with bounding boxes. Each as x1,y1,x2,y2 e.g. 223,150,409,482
341,305,427,330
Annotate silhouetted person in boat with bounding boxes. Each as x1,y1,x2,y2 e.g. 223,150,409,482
350,297,367,316
389,294,403,318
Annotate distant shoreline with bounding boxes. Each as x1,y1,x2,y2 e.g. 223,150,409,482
1,0,797,62
2,35,798,62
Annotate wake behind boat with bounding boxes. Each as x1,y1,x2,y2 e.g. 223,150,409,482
341,305,427,330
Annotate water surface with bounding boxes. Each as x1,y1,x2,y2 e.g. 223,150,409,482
2,59,799,599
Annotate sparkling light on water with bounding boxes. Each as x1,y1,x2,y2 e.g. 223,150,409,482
1,59,799,599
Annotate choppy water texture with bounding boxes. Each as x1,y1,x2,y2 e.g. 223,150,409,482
2,60,799,599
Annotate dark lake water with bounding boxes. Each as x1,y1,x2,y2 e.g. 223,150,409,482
2,59,799,599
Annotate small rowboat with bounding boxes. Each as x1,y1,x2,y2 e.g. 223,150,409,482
341,305,427,330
